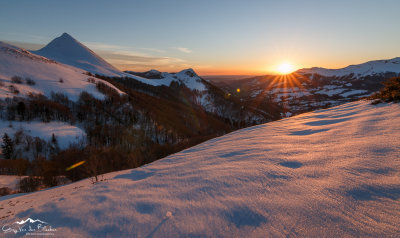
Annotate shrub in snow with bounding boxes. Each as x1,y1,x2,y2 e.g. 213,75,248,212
0,187,12,196
25,77,36,85
370,77,400,103
18,176,41,193
9,85,20,94
11,76,23,84
32,157,58,187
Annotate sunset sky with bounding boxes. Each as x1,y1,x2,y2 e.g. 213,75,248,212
1,0,400,75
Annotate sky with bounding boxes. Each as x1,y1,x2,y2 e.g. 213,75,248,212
1,0,400,75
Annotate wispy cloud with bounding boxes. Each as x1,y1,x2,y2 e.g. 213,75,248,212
84,41,123,50
0,32,51,44
83,41,186,69
101,49,187,71
85,41,166,54
139,47,166,53
176,47,192,53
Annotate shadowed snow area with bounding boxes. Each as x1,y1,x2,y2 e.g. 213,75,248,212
0,100,399,237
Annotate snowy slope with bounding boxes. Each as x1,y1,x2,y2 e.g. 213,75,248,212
0,100,399,237
126,68,207,91
0,41,122,101
33,33,122,77
297,57,400,78
0,120,85,150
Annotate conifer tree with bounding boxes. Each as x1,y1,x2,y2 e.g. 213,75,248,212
49,133,60,156
2,133,14,159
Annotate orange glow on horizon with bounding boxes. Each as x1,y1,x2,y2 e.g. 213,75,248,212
117,62,304,76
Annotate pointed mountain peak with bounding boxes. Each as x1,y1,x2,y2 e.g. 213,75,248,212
61,32,71,37
46,32,81,48
177,68,198,78
59,32,76,40
34,33,122,76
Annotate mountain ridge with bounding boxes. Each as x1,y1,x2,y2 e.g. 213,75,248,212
297,57,400,78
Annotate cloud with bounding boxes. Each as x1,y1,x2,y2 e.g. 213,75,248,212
0,32,51,43
101,49,187,71
4,41,44,51
84,41,123,50
139,47,166,53
7,37,192,72
84,41,165,54
176,47,192,53
82,41,185,69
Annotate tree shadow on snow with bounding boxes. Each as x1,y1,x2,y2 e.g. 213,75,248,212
305,118,351,126
290,129,329,135
279,161,303,169
225,207,268,228
114,170,154,181
346,185,400,201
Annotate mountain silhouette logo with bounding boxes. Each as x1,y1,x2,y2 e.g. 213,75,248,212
15,218,48,225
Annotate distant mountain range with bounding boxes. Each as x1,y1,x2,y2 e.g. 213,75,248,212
297,57,400,78
31,33,211,90
0,34,275,126
210,57,400,116
1,32,398,120
0,33,277,163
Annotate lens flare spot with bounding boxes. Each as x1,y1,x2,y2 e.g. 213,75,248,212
66,161,86,171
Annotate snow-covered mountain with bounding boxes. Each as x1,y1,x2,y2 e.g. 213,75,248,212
211,57,400,117
0,41,122,101
33,33,210,91
125,68,207,91
297,57,400,78
33,33,123,77
0,100,399,237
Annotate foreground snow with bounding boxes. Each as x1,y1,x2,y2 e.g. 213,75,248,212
0,100,399,237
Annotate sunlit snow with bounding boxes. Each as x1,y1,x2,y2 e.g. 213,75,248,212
0,100,399,237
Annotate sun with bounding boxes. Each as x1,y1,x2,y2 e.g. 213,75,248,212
277,62,295,74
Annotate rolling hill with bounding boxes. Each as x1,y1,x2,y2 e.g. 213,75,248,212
0,100,399,237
